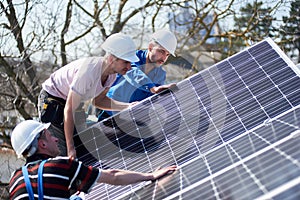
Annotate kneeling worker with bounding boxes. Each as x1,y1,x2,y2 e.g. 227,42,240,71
9,120,177,199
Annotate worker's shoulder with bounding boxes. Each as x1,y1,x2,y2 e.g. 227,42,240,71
47,156,74,164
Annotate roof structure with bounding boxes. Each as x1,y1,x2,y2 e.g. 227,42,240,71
77,38,300,199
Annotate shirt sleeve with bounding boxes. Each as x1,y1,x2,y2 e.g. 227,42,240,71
77,165,101,193
69,159,101,193
123,67,155,92
71,72,92,97
70,57,102,98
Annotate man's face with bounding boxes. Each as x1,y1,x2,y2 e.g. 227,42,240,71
40,129,61,157
148,44,170,65
112,58,132,75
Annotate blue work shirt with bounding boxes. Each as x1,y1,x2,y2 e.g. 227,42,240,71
104,50,166,117
107,49,166,102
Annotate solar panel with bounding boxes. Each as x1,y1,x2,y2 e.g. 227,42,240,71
77,38,300,199
114,106,300,200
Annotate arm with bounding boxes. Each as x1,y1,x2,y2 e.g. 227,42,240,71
93,87,134,111
98,165,177,185
150,83,177,94
125,67,171,94
123,68,156,91
64,90,82,158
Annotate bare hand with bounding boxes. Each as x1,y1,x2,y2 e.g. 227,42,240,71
151,83,177,94
129,101,139,107
151,165,177,180
67,147,76,159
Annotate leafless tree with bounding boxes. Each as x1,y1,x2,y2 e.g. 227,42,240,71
0,1,295,196
0,0,294,145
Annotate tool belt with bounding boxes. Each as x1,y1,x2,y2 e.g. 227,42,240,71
39,90,66,128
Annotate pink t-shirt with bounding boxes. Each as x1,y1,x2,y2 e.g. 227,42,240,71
42,57,116,101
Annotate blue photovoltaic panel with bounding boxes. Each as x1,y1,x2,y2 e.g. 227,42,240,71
122,106,300,200
79,38,300,199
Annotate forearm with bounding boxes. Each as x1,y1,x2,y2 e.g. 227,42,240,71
64,106,75,153
98,166,177,185
94,95,130,111
99,169,153,185
105,98,130,111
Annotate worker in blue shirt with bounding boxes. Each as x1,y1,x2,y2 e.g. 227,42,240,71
97,29,177,121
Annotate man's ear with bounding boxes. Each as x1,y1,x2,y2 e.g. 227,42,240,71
107,54,115,64
38,139,47,149
148,43,154,51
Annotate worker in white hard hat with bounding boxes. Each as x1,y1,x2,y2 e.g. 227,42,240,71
38,33,140,161
9,120,177,199
97,29,178,121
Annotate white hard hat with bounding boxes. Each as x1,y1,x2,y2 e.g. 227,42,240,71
151,29,177,56
11,120,51,157
101,33,139,62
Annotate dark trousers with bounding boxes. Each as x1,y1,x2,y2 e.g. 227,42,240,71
38,89,100,166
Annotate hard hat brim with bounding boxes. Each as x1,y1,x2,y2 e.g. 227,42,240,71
43,122,51,130
153,39,176,57
101,33,139,63
120,54,139,63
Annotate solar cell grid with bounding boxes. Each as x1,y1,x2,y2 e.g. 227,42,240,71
156,109,300,200
80,38,300,199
